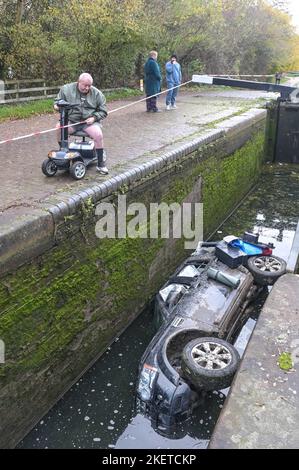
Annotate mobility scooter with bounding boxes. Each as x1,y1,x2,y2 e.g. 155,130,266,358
42,99,98,180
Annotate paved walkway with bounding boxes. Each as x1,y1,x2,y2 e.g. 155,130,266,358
0,88,278,219
210,273,299,449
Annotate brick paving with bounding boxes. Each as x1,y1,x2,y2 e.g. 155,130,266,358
0,89,271,217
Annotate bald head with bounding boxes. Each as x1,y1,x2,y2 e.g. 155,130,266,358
149,50,158,60
78,73,93,94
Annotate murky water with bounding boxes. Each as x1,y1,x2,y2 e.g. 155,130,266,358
18,164,299,449
213,164,299,261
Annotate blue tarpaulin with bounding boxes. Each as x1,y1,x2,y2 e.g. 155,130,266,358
230,239,263,255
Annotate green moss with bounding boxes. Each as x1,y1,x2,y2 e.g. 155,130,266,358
163,130,264,237
0,228,169,376
201,132,263,235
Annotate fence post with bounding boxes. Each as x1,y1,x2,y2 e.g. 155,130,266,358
44,81,47,98
0,80,4,104
16,81,19,101
0,339,5,364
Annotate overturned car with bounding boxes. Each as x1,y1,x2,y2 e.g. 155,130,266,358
136,233,286,434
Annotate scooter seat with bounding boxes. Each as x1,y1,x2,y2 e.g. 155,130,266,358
71,130,89,137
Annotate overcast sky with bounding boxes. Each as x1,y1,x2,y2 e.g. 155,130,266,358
287,0,299,31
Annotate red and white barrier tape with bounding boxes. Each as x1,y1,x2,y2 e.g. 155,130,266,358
1,75,281,146
108,80,193,114
0,81,193,146
0,120,86,145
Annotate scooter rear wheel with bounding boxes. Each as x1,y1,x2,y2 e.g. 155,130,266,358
42,159,57,177
70,161,86,180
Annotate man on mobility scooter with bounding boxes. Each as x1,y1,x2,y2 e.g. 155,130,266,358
50,73,108,178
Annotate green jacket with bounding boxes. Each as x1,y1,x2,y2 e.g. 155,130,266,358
55,82,108,123
144,58,162,96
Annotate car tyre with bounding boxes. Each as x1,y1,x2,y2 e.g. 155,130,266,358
247,255,286,286
181,337,240,391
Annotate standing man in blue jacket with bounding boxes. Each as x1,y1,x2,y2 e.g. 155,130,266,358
144,50,162,113
165,54,182,110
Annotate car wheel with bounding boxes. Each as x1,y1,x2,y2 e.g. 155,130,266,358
70,161,86,180
42,159,57,177
247,255,286,286
181,337,240,391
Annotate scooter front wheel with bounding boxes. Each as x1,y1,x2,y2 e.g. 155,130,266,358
42,159,57,177
70,161,86,180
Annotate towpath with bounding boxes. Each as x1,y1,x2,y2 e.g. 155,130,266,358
0,87,279,218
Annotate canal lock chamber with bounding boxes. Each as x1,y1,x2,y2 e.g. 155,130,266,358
2,104,299,448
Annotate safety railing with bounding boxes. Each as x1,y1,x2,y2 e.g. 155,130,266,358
0,79,136,105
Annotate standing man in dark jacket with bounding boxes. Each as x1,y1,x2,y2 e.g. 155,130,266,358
144,51,162,112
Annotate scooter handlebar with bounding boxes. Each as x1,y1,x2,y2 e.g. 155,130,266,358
55,99,81,109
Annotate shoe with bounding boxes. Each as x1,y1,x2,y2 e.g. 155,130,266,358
146,109,153,112
153,109,162,113
96,166,109,175
166,104,171,111
171,104,177,109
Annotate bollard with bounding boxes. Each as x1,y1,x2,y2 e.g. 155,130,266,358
207,267,240,289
